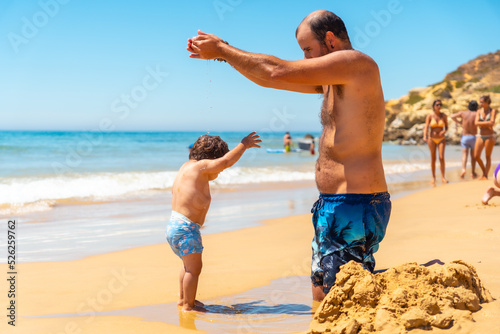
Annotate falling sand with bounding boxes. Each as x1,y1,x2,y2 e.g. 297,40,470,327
308,260,493,334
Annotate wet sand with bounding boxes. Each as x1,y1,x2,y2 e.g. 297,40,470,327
2,179,500,334
2,208,315,333
6,181,318,262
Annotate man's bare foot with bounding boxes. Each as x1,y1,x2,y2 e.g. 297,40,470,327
430,178,436,185
482,187,495,205
472,172,478,179
460,170,466,179
480,175,488,180
442,178,448,184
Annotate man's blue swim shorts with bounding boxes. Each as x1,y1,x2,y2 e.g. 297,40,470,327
460,135,476,150
166,211,203,259
311,192,391,294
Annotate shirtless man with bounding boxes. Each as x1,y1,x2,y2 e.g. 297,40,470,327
451,100,478,179
187,10,391,302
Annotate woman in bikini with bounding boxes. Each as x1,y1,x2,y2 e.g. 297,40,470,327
423,99,448,185
475,95,497,180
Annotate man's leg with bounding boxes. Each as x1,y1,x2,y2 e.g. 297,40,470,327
311,245,326,302
321,249,365,296
470,148,477,178
460,147,467,178
312,285,325,302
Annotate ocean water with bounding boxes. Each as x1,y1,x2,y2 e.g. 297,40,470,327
0,131,319,212
0,130,487,262
0,130,468,213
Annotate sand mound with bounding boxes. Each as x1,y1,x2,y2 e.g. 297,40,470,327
308,260,493,334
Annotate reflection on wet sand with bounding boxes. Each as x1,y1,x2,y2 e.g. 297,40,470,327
176,277,313,333
33,276,314,334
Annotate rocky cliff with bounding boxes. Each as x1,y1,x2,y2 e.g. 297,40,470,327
384,50,500,145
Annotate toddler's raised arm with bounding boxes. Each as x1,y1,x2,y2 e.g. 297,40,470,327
200,132,261,174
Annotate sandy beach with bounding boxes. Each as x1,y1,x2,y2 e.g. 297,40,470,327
2,178,500,334
3,0,500,332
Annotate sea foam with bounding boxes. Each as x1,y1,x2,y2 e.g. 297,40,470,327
0,161,457,214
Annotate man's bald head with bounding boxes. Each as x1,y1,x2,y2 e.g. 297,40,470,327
296,10,350,44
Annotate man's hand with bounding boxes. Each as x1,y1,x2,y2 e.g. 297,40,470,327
187,30,228,60
241,132,262,149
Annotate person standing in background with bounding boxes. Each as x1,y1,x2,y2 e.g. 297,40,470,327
451,100,478,179
475,95,497,180
423,99,448,185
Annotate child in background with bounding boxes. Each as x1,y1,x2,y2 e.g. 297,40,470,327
482,163,500,205
166,132,261,311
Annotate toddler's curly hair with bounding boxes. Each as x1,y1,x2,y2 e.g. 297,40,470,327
189,135,229,160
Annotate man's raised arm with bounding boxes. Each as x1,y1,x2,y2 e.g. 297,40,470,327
187,30,322,94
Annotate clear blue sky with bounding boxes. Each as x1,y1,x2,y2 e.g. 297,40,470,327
1,0,499,132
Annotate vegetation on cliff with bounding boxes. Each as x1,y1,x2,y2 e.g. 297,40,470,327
385,50,500,144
